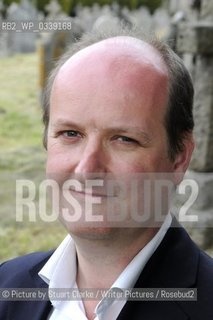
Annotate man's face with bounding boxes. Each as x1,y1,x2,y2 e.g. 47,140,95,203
46,38,176,237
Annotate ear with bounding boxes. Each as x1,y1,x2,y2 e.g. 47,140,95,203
173,133,195,185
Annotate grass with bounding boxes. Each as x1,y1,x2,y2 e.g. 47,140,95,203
0,53,66,262
0,224,65,261
0,54,42,150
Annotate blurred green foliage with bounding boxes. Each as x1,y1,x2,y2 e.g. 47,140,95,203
69,0,163,14
35,0,49,12
2,0,19,5
2,0,162,15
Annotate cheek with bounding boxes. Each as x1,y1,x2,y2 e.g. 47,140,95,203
46,156,61,173
117,152,171,174
46,145,70,174
113,158,146,174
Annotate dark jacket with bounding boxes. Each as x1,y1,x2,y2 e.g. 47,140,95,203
1,223,213,320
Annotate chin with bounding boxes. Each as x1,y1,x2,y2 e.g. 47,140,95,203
63,223,118,240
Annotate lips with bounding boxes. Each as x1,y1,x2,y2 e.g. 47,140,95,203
61,177,122,198
68,188,115,198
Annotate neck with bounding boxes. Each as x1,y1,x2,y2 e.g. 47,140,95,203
72,227,158,289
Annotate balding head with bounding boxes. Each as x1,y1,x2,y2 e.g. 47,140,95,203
57,36,168,75
51,36,169,122
43,29,194,161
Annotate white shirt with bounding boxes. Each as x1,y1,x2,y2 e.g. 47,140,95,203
39,213,172,320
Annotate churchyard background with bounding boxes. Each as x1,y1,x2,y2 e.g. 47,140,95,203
0,0,212,261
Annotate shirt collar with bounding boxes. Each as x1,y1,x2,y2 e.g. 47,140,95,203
110,212,172,290
39,214,172,317
95,213,172,318
39,234,77,289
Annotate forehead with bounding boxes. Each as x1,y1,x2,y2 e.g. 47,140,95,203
51,36,169,120
54,36,168,88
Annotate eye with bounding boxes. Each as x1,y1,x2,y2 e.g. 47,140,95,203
62,130,81,138
115,136,139,145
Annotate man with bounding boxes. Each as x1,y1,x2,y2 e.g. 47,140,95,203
1,27,213,320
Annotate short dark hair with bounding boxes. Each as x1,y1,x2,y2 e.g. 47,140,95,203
42,26,194,161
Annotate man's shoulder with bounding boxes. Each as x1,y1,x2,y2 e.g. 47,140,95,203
172,224,213,284
0,250,54,287
197,249,213,283
0,250,54,270
179,226,213,283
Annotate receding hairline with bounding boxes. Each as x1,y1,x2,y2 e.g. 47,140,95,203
57,35,168,78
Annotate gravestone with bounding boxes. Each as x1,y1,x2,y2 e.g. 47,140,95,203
38,17,83,95
45,0,62,19
39,0,78,92
7,0,38,54
93,14,121,33
0,31,9,57
128,7,152,33
38,0,75,92
75,4,100,31
0,6,9,57
152,8,171,39
169,0,195,16
201,0,213,20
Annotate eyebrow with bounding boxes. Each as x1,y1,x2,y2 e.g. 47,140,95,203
51,119,152,142
51,120,84,131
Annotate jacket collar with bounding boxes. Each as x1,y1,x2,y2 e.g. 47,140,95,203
136,219,199,288
8,251,54,320
117,219,199,320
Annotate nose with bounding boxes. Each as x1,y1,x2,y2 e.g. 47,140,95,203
74,138,108,177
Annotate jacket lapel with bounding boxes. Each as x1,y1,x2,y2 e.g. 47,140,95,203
7,252,53,320
117,220,199,320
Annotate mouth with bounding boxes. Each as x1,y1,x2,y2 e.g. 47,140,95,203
68,188,115,198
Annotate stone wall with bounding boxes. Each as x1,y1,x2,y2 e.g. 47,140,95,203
172,0,213,250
